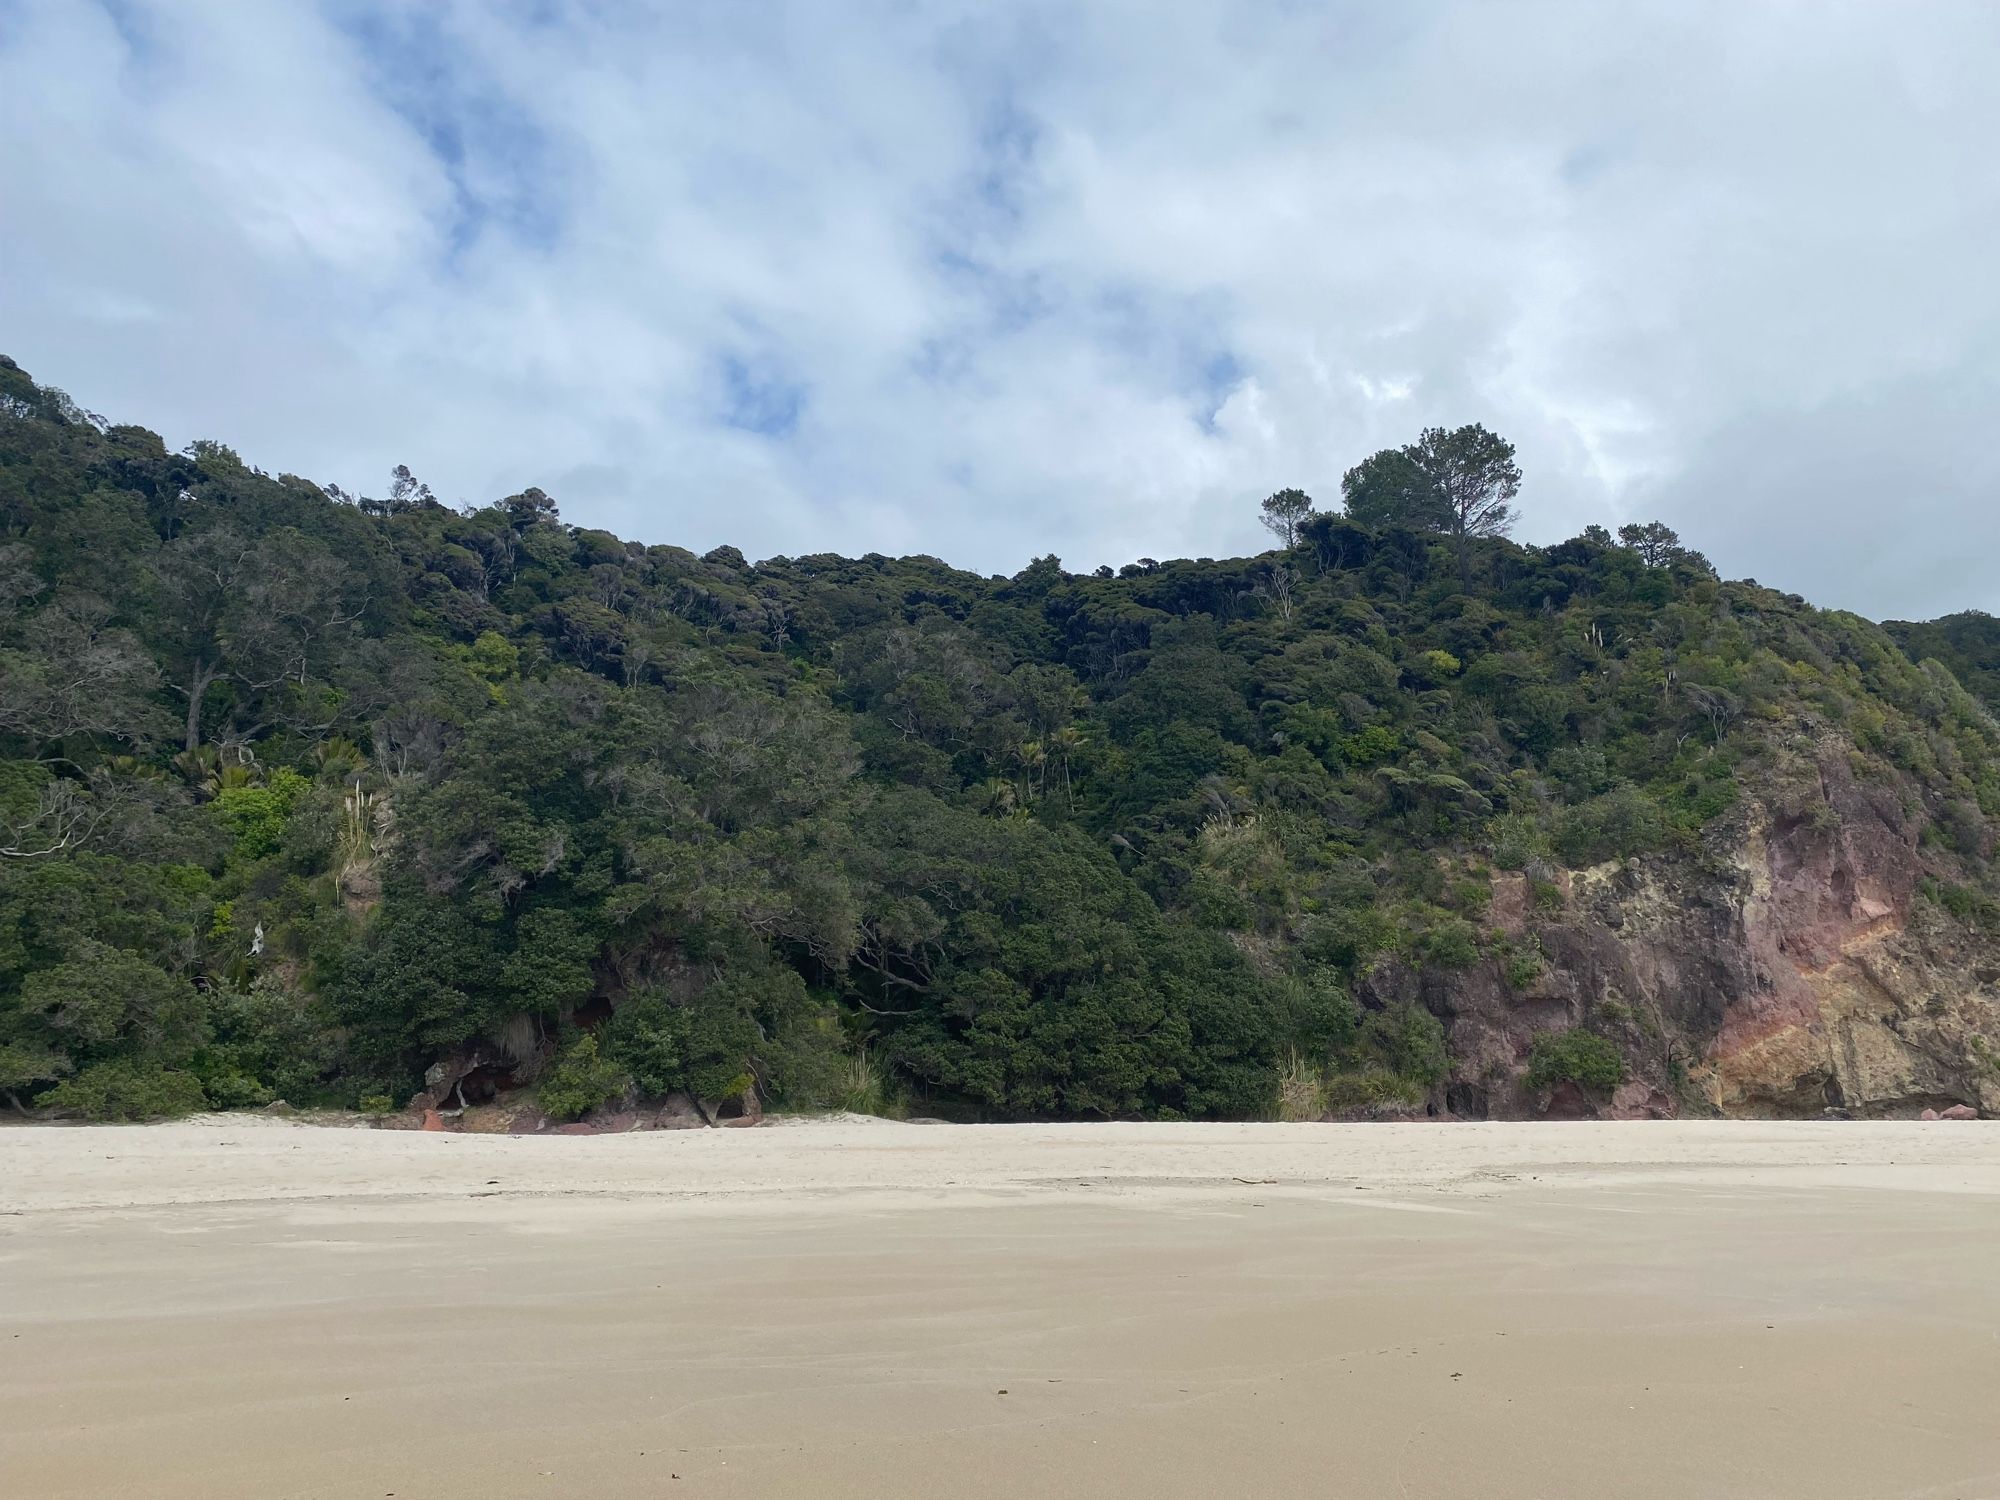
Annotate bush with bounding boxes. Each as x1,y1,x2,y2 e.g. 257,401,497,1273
1489,813,1550,871
1323,1066,1423,1116
213,768,312,860
1362,1002,1448,1087
1504,943,1543,990
537,1034,628,1122
1552,786,1670,866
41,1060,208,1120
1276,1050,1327,1122
1410,911,1480,970
756,1011,853,1110
601,988,759,1103
1274,968,1360,1056
1524,1030,1625,1094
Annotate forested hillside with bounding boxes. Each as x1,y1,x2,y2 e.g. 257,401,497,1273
4,354,1997,1125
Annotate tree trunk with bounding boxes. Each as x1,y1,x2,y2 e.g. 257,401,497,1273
183,659,220,753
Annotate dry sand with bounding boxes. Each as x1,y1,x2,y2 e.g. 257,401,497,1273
3,1117,1998,1499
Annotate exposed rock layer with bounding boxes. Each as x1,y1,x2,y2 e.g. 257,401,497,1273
1382,740,2000,1120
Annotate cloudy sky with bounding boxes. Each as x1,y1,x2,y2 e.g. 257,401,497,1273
3,1,1995,618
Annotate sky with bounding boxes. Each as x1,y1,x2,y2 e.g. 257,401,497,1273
2,0,1996,620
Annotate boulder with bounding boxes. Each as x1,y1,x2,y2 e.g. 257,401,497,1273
702,1080,764,1128
413,1043,520,1112
1941,1104,1980,1121
507,1108,552,1136
718,1079,764,1128
1920,1108,1941,1121
1606,1081,1675,1121
655,1093,707,1130
587,1109,650,1133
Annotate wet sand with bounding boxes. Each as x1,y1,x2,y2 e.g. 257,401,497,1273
3,1118,1997,1499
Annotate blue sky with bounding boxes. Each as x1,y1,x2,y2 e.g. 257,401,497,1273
2,0,1996,616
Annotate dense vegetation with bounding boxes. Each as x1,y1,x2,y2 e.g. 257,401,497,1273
3,355,1996,1121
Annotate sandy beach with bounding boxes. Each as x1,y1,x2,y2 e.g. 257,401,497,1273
3,1118,1998,1499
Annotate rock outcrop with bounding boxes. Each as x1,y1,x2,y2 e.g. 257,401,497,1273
1390,732,1999,1120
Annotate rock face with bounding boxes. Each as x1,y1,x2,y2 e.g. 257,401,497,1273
654,1093,707,1130
1383,736,2000,1121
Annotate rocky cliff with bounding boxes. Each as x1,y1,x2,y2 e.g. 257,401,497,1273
1367,724,2000,1120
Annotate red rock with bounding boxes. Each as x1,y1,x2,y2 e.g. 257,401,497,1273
1540,1081,1595,1120
421,1107,446,1132
1941,1104,1979,1121
1920,1108,1941,1121
1607,1081,1675,1121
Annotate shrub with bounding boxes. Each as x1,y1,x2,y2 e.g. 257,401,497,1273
1411,911,1480,970
601,988,760,1103
1489,813,1550,871
1276,1050,1328,1122
1552,786,1669,866
213,768,312,860
537,1034,628,1122
1524,1030,1625,1094
41,1060,208,1120
1323,1066,1423,1116
1362,1002,1448,1087
1504,943,1543,990
756,1011,852,1111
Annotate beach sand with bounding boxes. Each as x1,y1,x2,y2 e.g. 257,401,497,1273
3,1117,1997,1498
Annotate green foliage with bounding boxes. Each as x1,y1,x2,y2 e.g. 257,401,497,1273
1258,488,1316,548
601,987,759,1103
41,1058,208,1120
1488,813,1549,871
1360,1002,1449,1088
213,768,311,859
1525,1030,1626,1094
1552,786,1672,866
1504,941,1544,990
537,1033,629,1121
2,357,1996,1123
1322,1066,1425,1116
1340,449,1449,531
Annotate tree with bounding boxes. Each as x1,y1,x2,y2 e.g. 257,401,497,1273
150,528,254,753
0,593,160,756
1618,521,1683,568
0,776,109,860
388,464,435,512
1257,488,1315,549
1405,424,1520,581
501,486,560,532
1342,425,1520,581
1340,449,1447,531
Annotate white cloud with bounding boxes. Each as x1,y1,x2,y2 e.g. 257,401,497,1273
2,0,1995,616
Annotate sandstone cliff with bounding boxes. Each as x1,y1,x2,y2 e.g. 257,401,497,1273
1367,726,2000,1120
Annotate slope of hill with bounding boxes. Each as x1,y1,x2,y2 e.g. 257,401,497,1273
3,355,1997,1123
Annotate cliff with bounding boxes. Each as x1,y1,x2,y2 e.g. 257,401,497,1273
1366,724,2000,1120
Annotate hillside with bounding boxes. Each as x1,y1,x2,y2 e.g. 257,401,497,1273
3,354,1997,1125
